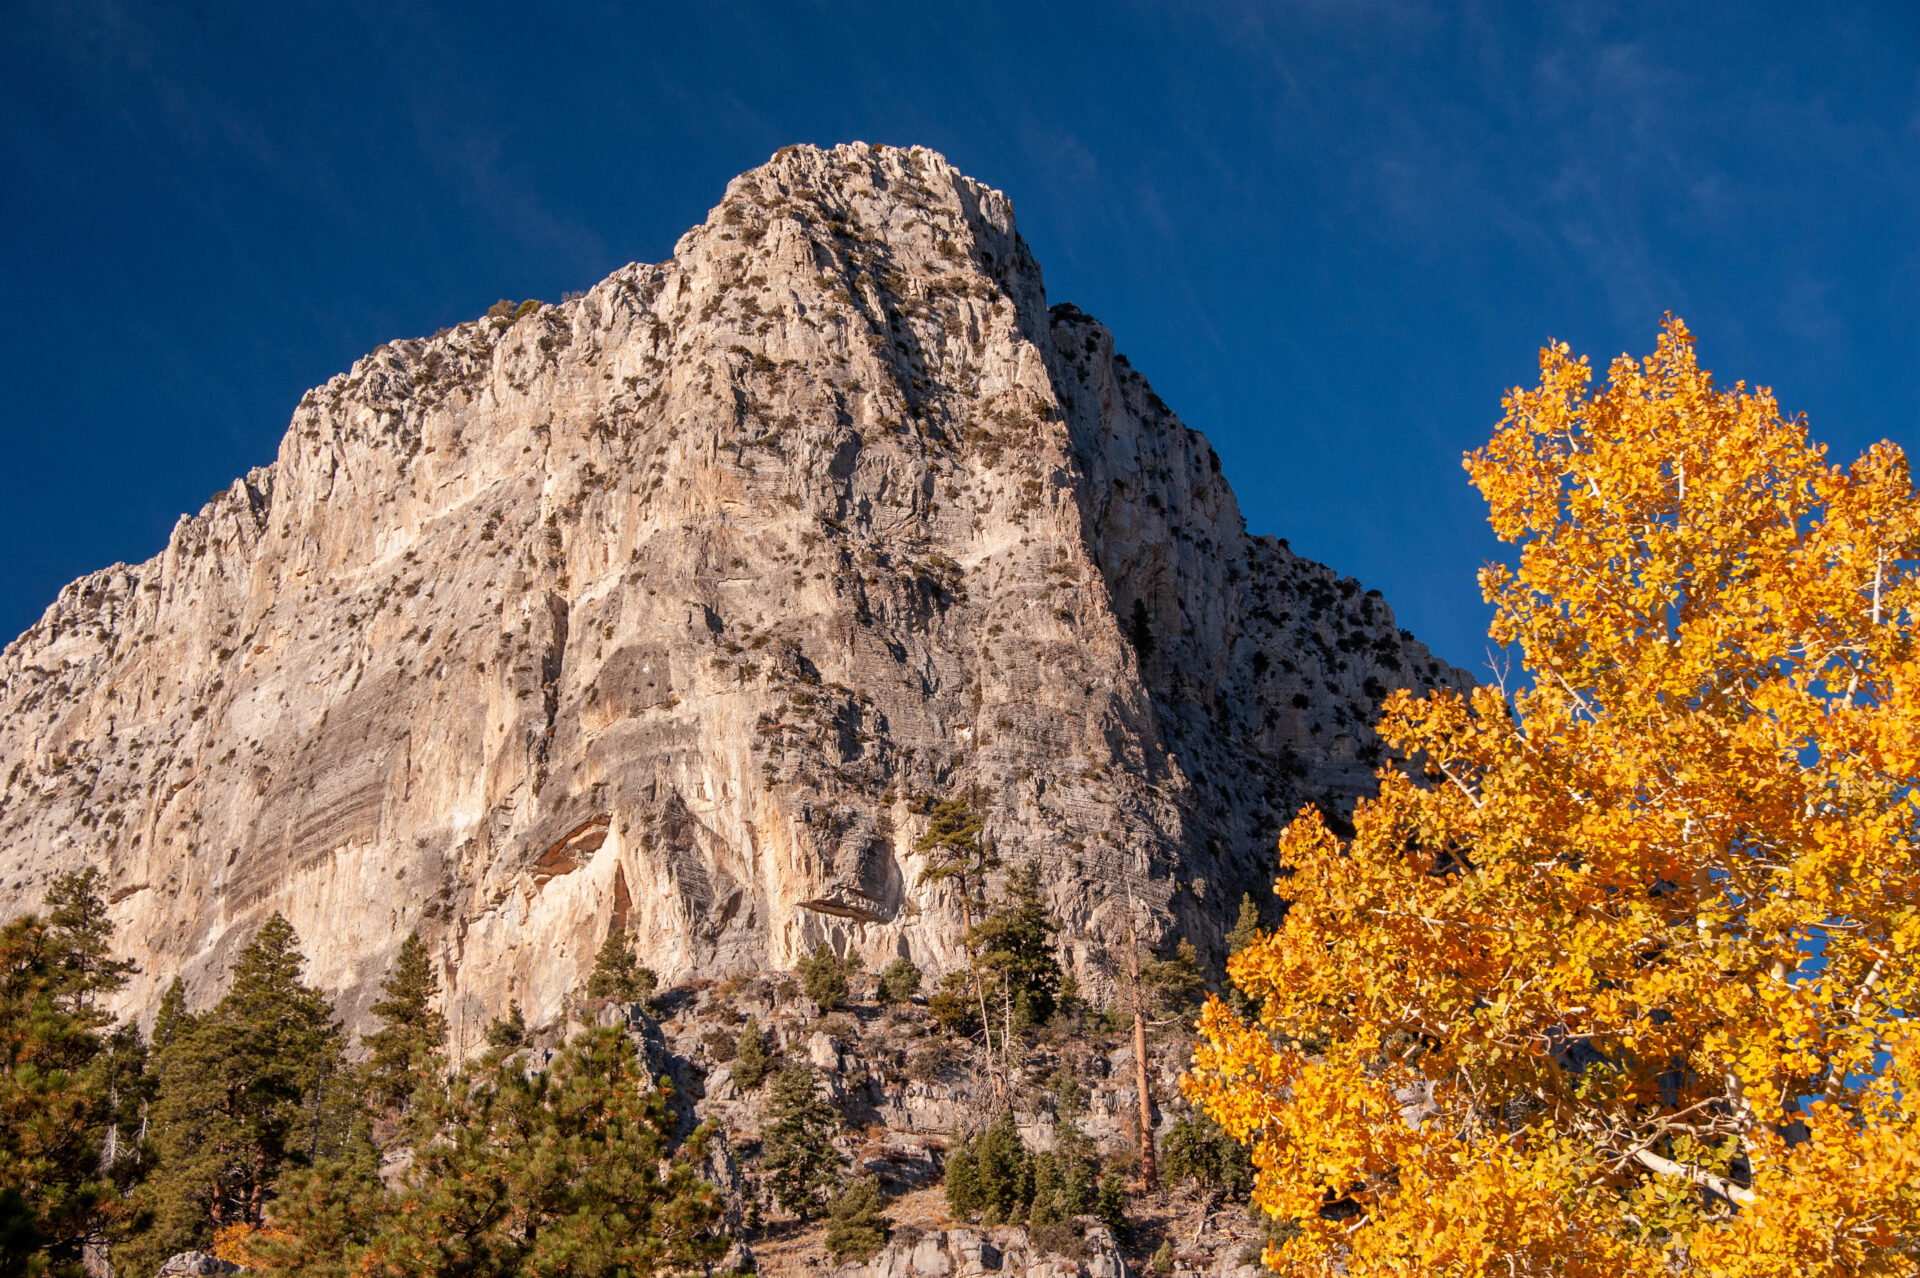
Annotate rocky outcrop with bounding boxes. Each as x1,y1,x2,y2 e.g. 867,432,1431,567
834,1223,1130,1278
0,143,1464,1037
154,1252,241,1277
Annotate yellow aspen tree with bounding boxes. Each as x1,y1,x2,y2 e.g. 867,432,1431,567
1186,319,1920,1277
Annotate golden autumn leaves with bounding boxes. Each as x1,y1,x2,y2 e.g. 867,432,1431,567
1186,319,1920,1276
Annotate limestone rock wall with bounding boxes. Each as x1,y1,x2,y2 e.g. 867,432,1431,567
0,143,1463,1040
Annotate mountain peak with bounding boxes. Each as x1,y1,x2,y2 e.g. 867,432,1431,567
0,146,1462,1039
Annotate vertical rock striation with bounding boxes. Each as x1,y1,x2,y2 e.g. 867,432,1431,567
0,143,1465,1040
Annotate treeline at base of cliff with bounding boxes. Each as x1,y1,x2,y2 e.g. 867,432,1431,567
2,862,1262,1278
1,869,747,1277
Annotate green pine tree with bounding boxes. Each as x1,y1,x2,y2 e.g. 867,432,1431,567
877,957,922,1004
1095,1172,1129,1242
585,921,658,1004
240,1119,385,1278
969,863,1063,1030
1029,1117,1099,1228
485,999,527,1050
760,1064,843,1220
361,931,448,1113
0,871,139,1278
824,1176,890,1263
43,868,138,1018
251,1026,732,1276
1140,937,1206,1019
1225,892,1264,1016
118,914,349,1277
795,943,859,1011
732,1017,770,1090
943,1111,1031,1226
1160,1112,1254,1198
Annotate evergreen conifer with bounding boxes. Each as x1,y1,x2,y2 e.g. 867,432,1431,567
943,1111,1031,1225
969,863,1063,1029
759,1064,843,1220
252,1026,730,1275
824,1176,890,1263
120,914,347,1277
362,931,448,1112
877,957,922,1004
1224,893,1264,1015
584,921,658,1003
0,871,137,1277
731,1017,770,1090
795,943,858,1010
485,999,527,1050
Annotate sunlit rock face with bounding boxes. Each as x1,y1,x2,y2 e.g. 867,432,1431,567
0,143,1464,1043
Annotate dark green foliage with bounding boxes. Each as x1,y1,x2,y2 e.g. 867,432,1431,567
968,864,1063,1029
1225,894,1264,1016
584,922,658,1004
944,1108,1127,1238
0,870,139,1277
1150,1239,1176,1273
1226,894,1263,956
1095,1173,1129,1241
486,298,544,320
795,943,859,1011
1160,1112,1254,1198
943,1112,1030,1226
877,957,922,1004
484,1000,527,1050
1140,938,1206,1019
913,799,985,868
824,1176,889,1263
926,970,980,1036
251,1026,731,1277
362,932,448,1112
118,914,349,1277
1028,1119,1099,1228
731,1017,770,1090
760,1065,843,1220
43,868,138,1013
1127,598,1155,661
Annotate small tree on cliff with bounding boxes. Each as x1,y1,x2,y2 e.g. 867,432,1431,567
1188,320,1920,1276
969,862,1064,1034
760,1064,843,1220
362,931,448,1113
585,920,658,1004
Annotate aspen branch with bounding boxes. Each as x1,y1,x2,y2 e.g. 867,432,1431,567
1627,1145,1756,1207
1437,760,1486,809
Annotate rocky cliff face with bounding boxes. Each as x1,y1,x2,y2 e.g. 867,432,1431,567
0,143,1463,1039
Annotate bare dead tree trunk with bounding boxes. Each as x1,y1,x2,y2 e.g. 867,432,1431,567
1127,888,1158,1190
957,874,1002,1102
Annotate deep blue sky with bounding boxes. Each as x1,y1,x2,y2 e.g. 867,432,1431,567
4,2,1916,669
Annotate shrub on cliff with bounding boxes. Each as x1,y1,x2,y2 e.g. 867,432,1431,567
943,1111,1030,1226
795,943,859,1011
877,956,922,1004
731,1017,770,1090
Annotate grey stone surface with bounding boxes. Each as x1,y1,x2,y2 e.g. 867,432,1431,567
0,142,1465,1039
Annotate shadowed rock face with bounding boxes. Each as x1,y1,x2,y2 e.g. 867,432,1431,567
0,143,1465,1043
